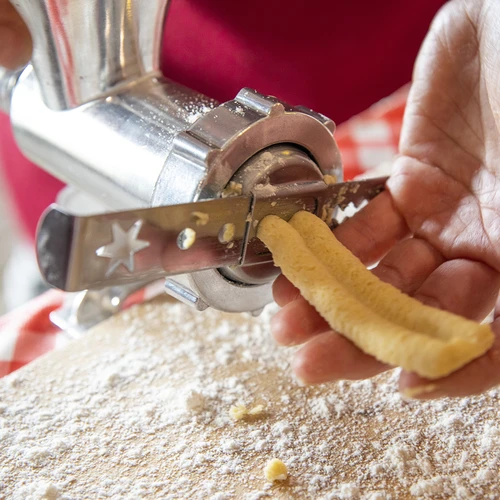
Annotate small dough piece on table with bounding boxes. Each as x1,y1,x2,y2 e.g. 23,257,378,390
230,403,249,420
265,458,288,482
257,213,493,379
248,404,264,416
229,403,265,420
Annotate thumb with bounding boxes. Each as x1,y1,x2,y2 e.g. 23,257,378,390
0,0,32,69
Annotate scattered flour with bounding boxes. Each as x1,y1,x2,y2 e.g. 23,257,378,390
1,299,500,498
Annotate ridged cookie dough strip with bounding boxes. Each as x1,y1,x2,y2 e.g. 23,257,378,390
289,211,493,348
257,215,492,379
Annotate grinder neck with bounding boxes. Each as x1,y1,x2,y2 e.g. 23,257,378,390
12,0,170,110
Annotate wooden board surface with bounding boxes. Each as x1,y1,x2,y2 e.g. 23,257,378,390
1,297,499,499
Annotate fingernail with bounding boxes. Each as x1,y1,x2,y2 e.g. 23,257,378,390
294,377,308,387
401,383,438,399
291,368,309,387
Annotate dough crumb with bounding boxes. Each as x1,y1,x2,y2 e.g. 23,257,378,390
323,174,338,185
230,403,248,420
264,458,288,482
218,223,236,244
191,211,209,226
177,228,196,250
248,404,264,416
222,181,243,198
229,403,265,420
321,204,334,223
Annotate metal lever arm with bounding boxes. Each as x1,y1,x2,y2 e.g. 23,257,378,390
36,177,388,293
37,196,253,292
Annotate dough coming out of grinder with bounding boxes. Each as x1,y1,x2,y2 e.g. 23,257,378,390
257,211,494,379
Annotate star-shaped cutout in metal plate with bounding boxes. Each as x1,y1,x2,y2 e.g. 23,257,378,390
96,220,150,277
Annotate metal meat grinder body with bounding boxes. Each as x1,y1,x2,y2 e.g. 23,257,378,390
0,0,343,329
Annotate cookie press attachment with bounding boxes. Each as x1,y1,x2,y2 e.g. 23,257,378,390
0,0,345,331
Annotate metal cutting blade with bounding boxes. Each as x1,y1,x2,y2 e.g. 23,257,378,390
36,176,387,291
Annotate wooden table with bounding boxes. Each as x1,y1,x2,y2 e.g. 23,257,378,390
1,297,498,499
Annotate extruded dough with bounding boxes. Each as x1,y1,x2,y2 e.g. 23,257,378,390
257,213,493,379
289,211,485,343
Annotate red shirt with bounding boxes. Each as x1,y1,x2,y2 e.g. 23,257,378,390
0,0,445,238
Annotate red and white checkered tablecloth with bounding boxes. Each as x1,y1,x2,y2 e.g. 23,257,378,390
335,85,407,179
0,86,408,378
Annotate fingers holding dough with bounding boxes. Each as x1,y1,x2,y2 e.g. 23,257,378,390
412,259,500,322
274,237,445,334
275,229,443,310
259,213,494,380
289,211,492,346
271,297,330,346
333,191,410,267
272,275,300,307
274,194,411,307
373,237,445,295
292,330,390,384
273,236,445,348
275,216,437,307
272,237,450,348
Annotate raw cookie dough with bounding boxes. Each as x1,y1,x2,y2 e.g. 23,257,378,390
257,212,493,379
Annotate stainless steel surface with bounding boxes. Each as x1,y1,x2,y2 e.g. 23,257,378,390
50,280,161,338
0,67,22,114
11,68,217,210
12,0,170,110
37,177,387,293
223,144,324,285
37,196,252,291
155,88,343,314
5,0,354,318
152,88,341,207
12,68,342,313
241,175,388,264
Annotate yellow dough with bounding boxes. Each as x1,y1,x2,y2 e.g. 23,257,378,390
257,213,494,379
264,459,288,482
229,403,264,420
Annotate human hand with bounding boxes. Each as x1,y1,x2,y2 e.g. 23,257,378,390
272,0,500,398
0,0,31,69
